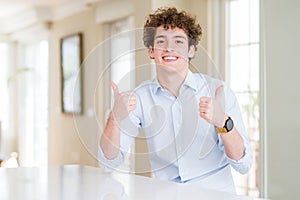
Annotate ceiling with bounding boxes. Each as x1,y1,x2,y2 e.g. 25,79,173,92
0,0,102,35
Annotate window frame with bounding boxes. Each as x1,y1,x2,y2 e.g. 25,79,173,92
207,0,266,197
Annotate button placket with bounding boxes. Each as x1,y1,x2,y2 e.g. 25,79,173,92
171,99,186,177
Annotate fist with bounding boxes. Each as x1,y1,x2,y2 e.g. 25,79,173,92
110,81,136,122
199,85,226,128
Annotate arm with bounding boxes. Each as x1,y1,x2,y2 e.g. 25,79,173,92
218,119,244,161
99,81,136,160
199,85,244,161
100,113,121,160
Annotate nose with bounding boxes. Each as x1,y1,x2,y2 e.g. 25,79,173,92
164,41,174,52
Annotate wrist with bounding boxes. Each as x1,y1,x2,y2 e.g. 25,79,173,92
109,112,121,125
215,116,234,134
221,115,229,128
214,114,228,128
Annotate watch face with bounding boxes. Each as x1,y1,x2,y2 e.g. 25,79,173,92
225,118,234,132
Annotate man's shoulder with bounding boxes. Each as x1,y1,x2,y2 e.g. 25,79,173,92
190,72,224,88
196,73,223,84
133,79,157,94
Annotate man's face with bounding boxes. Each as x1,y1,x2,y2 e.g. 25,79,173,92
148,25,195,74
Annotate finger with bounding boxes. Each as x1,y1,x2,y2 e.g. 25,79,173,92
199,101,211,108
119,93,136,104
119,91,135,97
129,96,136,102
129,93,136,100
128,100,136,107
199,112,212,123
215,85,224,101
124,92,136,100
199,100,212,108
199,106,210,114
128,103,136,109
200,97,212,104
110,81,119,96
199,112,207,119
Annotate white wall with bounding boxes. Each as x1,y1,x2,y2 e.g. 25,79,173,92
263,0,300,199
48,8,101,166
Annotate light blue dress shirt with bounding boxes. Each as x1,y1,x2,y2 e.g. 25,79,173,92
98,70,253,194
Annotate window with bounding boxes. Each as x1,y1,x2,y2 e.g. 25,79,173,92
105,17,135,172
0,40,48,167
0,43,10,158
17,40,49,166
225,0,260,197
107,17,135,93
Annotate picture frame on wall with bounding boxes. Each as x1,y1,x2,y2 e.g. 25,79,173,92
60,33,83,114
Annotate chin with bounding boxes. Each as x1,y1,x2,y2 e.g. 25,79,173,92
158,64,186,75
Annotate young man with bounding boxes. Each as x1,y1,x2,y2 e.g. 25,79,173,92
99,7,253,194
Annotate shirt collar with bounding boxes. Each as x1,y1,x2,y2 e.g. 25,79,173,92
152,70,199,94
183,70,198,91
152,78,162,94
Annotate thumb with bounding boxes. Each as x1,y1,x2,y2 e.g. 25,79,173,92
215,85,224,100
110,81,119,96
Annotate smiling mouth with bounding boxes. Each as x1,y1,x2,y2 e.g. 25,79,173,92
162,56,179,62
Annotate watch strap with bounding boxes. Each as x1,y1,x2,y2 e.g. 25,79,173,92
215,116,233,134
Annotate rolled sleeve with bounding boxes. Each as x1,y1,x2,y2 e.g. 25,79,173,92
98,145,124,172
97,112,140,172
226,142,253,174
220,84,254,174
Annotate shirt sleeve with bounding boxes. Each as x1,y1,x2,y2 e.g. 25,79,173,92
98,144,125,172
218,83,253,174
98,98,142,171
225,141,253,174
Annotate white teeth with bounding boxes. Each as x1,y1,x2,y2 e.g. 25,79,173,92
163,56,177,60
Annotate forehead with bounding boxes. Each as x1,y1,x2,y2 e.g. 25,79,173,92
155,25,188,39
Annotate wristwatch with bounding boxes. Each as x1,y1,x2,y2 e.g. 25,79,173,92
216,116,234,134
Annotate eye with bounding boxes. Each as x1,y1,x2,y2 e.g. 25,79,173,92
175,40,184,44
156,39,165,45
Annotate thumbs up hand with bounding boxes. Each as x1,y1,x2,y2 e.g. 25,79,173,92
110,81,137,123
199,85,226,128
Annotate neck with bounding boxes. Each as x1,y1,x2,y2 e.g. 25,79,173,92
157,68,188,97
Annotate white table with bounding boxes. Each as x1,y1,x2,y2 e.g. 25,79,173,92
0,165,266,200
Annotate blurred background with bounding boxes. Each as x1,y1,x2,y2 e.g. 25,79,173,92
0,0,299,199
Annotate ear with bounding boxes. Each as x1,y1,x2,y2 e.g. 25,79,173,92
148,46,154,59
188,45,195,59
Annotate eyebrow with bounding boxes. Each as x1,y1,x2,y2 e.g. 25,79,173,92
155,35,187,40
